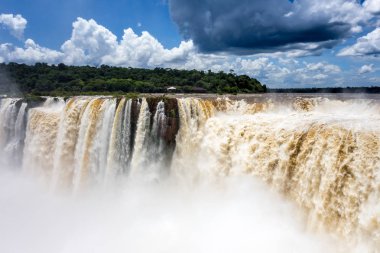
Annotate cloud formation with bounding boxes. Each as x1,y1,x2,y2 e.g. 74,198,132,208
0,14,27,39
169,0,371,55
61,18,119,66
358,64,374,74
364,0,380,14
0,39,63,64
0,18,195,68
0,16,378,88
338,28,380,56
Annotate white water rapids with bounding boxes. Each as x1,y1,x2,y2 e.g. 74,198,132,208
0,95,379,252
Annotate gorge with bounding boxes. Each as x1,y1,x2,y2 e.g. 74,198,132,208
0,95,379,252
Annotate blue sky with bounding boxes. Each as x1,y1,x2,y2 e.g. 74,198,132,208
0,0,181,48
0,0,379,88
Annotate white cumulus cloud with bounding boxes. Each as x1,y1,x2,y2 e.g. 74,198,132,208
102,28,194,67
59,18,195,68
364,0,380,14
0,17,196,68
338,28,380,56
61,18,118,66
0,39,63,64
306,62,341,74
0,14,27,39
358,64,374,74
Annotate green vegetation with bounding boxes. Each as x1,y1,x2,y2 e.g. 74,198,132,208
0,62,266,96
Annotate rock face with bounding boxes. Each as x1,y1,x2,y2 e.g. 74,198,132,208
144,97,180,172
125,97,180,158
146,97,179,147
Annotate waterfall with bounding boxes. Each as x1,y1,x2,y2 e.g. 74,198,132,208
129,98,151,177
93,98,116,183
129,98,177,181
14,102,27,141
171,98,215,181
23,103,62,176
171,97,380,248
71,98,116,192
1,95,380,250
51,98,90,190
0,98,23,166
106,98,133,182
193,111,380,237
4,102,27,167
144,100,168,179
0,99,20,148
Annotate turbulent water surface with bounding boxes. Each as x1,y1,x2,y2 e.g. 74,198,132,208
0,94,380,252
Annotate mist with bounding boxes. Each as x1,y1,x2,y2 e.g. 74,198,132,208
0,67,21,97
0,169,342,253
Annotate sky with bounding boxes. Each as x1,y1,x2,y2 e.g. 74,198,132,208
0,0,379,88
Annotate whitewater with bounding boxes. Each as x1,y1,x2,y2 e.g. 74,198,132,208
0,94,379,252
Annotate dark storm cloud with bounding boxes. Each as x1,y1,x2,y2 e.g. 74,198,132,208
168,0,354,54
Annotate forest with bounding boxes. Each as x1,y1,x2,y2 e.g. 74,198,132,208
0,62,266,96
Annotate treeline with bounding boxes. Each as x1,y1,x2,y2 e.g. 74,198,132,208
269,87,380,93
0,62,266,96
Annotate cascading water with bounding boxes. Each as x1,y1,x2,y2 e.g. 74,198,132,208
0,99,27,167
106,98,133,182
71,98,117,192
130,98,178,181
51,97,91,190
130,98,152,176
1,94,380,252
171,98,215,181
